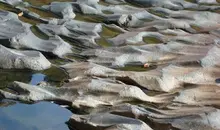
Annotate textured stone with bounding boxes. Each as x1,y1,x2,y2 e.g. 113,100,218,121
0,45,51,70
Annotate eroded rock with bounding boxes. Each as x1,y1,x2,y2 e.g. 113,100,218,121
0,45,51,70
0,10,72,57
69,113,153,130
0,0,220,130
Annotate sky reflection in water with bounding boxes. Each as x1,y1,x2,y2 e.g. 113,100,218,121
0,73,72,130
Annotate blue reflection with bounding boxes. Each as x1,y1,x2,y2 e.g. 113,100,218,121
29,73,46,85
0,72,72,130
0,100,72,130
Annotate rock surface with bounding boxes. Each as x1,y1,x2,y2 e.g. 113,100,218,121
0,0,220,130
0,10,72,58
0,45,51,70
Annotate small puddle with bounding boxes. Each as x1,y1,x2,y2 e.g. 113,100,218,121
96,25,122,47
0,69,32,89
23,0,74,6
74,13,105,23
29,73,46,85
115,64,157,72
0,66,68,88
143,36,163,44
0,99,72,130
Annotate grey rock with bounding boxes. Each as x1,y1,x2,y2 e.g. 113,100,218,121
0,10,72,57
10,31,72,57
0,45,51,70
0,0,22,5
0,10,30,39
69,113,153,130
37,19,102,47
1,0,220,130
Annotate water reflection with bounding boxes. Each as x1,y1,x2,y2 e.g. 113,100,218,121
0,68,71,130
0,69,32,88
0,66,68,89
0,100,72,130
29,73,46,85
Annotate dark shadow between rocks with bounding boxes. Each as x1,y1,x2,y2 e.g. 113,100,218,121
0,39,11,48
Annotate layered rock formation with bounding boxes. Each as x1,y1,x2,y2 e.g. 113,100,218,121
0,0,220,130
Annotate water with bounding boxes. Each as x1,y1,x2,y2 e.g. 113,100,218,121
0,69,32,89
0,69,72,130
0,66,68,89
0,100,72,130
29,73,46,85
216,78,220,83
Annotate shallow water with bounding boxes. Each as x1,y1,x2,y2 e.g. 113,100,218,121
29,73,46,85
0,68,70,130
0,69,32,88
0,65,68,88
0,100,72,130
